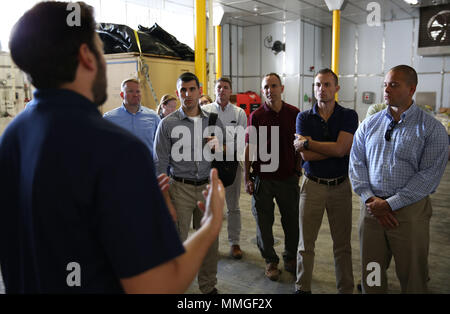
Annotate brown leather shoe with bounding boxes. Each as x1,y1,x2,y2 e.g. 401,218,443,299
230,245,243,259
284,259,296,274
265,263,281,281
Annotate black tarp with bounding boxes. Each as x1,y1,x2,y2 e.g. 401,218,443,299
138,23,194,61
97,23,194,61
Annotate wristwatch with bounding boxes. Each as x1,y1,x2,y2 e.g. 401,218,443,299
303,139,309,150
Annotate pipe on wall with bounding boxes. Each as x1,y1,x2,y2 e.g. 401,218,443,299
215,25,222,81
195,0,207,93
331,9,340,101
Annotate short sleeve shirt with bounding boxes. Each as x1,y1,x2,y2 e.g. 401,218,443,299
296,102,359,178
246,102,299,180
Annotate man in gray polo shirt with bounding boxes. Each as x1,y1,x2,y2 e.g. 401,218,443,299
153,72,225,294
203,77,247,260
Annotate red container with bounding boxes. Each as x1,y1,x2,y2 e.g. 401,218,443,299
235,92,262,117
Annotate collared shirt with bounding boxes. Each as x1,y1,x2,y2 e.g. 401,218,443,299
0,89,183,293
153,106,226,180
296,102,359,179
349,102,448,211
103,104,160,154
245,101,299,180
202,101,247,159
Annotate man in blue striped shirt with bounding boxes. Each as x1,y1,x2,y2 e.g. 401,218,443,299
349,65,448,293
103,78,160,154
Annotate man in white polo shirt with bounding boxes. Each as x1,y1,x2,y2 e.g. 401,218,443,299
203,77,247,259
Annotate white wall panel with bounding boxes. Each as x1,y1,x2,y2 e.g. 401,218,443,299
243,26,261,76
242,78,261,95
231,25,239,78
445,57,450,72
303,22,315,74
314,26,323,72
284,76,300,108
416,74,442,108
237,80,244,94
443,74,450,108
414,55,444,74
339,23,356,75
338,77,355,102
356,76,384,120
384,20,413,71
302,76,314,111
238,26,244,78
358,24,383,74
261,23,284,75
222,24,230,76
285,20,300,76
322,27,332,70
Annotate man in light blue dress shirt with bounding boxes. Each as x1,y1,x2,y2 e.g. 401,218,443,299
103,78,160,154
349,65,448,294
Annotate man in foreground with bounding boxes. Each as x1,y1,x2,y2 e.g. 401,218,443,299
0,1,224,294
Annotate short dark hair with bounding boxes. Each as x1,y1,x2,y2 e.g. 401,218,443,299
177,72,200,88
9,1,98,89
316,68,339,86
217,77,232,89
389,65,418,87
263,73,282,85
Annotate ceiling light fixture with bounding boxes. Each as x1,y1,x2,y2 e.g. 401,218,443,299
403,0,419,5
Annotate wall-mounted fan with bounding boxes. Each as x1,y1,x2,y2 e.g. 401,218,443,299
427,10,450,42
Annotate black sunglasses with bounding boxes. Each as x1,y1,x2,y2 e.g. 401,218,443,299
385,120,398,141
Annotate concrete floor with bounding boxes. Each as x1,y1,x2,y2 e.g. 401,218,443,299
1,164,449,294
187,164,450,294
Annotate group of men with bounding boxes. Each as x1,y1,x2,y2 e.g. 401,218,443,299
0,1,448,295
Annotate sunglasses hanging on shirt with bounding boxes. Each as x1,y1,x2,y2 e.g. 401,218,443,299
385,120,398,141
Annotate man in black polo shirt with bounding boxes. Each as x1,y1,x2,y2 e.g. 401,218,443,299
293,68,358,294
0,2,224,294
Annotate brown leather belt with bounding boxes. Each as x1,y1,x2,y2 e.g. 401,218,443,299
305,173,347,186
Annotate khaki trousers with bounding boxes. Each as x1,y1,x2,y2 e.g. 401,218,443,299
169,179,218,294
296,177,354,293
225,164,242,246
359,196,432,294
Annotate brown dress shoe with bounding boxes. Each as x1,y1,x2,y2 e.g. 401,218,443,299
265,263,281,281
230,245,243,259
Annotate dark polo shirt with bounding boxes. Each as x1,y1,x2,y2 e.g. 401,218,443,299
246,101,299,180
296,102,358,179
0,89,184,293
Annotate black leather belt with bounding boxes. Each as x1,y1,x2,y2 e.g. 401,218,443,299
305,173,347,186
171,175,209,186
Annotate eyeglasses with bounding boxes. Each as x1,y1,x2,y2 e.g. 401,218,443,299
385,120,398,141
